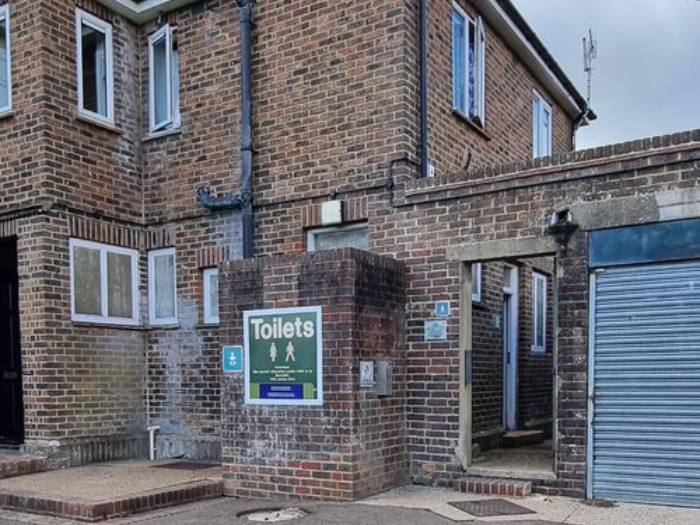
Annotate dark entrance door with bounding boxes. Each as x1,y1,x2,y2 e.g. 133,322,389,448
0,238,23,445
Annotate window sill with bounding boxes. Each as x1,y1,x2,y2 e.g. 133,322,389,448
142,127,182,143
0,109,14,121
76,112,122,134
198,322,220,329
72,321,143,330
148,323,180,330
452,109,491,140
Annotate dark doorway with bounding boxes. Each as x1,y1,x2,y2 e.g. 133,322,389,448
0,238,23,445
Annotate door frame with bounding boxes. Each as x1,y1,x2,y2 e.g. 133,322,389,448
503,263,519,431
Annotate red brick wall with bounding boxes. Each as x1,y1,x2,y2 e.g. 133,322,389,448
220,249,407,501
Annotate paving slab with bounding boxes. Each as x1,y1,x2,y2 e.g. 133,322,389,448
0,461,222,521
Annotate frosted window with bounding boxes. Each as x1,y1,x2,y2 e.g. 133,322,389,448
107,252,134,318
203,268,219,325
0,10,9,111
74,246,101,316
149,249,177,325
311,227,369,252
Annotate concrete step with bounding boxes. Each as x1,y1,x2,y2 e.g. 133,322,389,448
454,477,532,498
502,430,544,448
0,454,47,480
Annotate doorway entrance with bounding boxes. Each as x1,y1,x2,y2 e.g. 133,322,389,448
503,264,519,431
0,238,23,445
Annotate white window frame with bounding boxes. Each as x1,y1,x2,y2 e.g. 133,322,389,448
69,239,139,326
471,262,482,302
531,272,547,353
203,267,220,326
148,24,180,132
532,91,553,158
0,4,12,115
76,9,114,124
307,223,369,252
452,3,486,127
148,247,178,326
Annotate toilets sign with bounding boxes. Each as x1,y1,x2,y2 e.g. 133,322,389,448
243,306,323,406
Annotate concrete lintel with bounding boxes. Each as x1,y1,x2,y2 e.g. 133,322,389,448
447,236,557,262
570,194,659,231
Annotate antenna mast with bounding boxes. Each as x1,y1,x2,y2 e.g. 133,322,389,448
583,29,598,108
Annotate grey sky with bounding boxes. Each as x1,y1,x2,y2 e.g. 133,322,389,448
511,0,700,150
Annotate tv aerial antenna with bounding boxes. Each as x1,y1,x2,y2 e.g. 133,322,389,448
583,29,598,108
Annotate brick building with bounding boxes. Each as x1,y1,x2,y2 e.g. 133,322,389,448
2,0,699,509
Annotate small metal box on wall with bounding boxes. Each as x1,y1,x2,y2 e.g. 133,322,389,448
376,359,393,396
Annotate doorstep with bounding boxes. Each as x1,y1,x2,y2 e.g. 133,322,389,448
0,460,223,522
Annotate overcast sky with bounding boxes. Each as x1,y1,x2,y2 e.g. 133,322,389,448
511,0,700,150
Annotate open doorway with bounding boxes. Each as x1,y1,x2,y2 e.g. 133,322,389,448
0,238,23,446
469,257,555,480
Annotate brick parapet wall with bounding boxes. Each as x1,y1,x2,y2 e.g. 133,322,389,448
220,249,406,501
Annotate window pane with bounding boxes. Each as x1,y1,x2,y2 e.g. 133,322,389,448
152,35,168,125
468,20,476,118
536,277,545,348
74,247,102,316
0,16,8,108
154,253,175,319
314,228,369,252
208,272,219,320
81,23,108,116
172,46,180,125
107,252,133,318
452,11,465,112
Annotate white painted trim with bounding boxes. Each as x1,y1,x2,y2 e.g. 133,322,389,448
531,271,547,353
202,267,220,326
503,263,519,431
306,223,368,252
76,9,114,125
148,247,178,326
472,0,582,119
95,0,199,24
148,25,174,132
69,238,140,326
0,5,12,114
243,306,324,407
451,4,486,126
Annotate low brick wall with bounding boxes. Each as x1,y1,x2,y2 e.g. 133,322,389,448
220,249,407,501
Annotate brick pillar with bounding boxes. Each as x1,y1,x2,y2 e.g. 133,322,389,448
220,249,407,501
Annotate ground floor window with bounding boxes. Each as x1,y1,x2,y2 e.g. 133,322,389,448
203,267,220,325
69,239,139,326
148,248,178,326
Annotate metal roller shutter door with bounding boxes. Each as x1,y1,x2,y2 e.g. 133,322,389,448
591,261,700,507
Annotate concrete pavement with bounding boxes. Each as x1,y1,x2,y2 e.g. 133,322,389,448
1,484,700,525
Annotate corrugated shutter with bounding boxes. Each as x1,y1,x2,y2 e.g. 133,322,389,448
592,261,700,507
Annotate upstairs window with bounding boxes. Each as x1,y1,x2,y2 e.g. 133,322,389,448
532,91,552,158
70,239,139,326
452,4,485,126
148,25,180,132
76,9,114,123
532,272,547,353
0,5,11,113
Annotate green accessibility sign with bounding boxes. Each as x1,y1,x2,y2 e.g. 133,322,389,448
244,306,323,406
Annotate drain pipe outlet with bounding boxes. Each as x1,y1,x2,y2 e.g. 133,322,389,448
147,425,160,461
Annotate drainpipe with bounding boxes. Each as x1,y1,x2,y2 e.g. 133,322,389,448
419,0,430,178
198,0,254,259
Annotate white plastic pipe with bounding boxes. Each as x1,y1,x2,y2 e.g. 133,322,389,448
147,425,160,461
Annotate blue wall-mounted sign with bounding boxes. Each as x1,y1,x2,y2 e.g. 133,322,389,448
435,301,450,317
223,346,243,373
